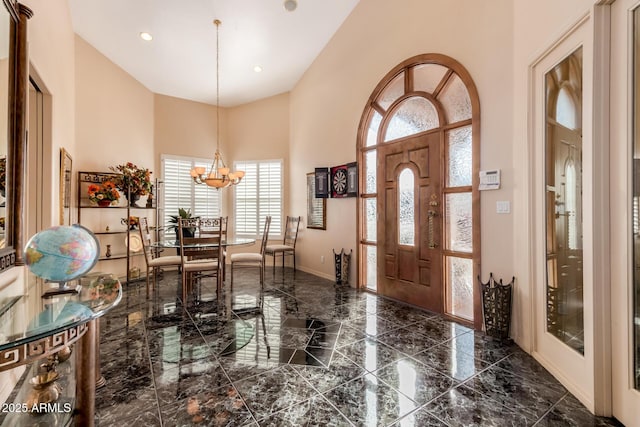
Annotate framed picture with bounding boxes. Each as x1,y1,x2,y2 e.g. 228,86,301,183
307,172,326,230
59,148,72,225
314,167,329,198
346,162,358,197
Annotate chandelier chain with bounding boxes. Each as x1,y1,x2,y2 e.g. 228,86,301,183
189,18,244,188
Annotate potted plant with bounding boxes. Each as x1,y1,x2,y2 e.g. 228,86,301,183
167,208,197,240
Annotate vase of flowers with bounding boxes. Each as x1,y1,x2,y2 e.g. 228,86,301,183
121,216,139,230
109,162,152,207
87,181,120,207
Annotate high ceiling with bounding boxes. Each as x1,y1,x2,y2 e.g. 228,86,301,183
69,0,360,107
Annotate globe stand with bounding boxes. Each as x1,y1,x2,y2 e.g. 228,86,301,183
41,280,81,298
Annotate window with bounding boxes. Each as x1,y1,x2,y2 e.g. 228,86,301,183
161,155,221,239
398,168,415,246
234,159,283,237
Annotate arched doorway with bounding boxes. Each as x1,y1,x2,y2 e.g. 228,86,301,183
357,54,481,328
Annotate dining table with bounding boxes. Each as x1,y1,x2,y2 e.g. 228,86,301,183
150,237,256,250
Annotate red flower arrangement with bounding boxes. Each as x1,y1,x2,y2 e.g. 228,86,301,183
87,180,120,206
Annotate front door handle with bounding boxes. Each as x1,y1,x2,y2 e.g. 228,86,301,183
428,209,438,249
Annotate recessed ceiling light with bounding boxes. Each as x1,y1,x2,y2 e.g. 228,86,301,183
283,0,297,12
139,32,153,41
254,65,263,73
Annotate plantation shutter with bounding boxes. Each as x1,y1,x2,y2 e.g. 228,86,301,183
161,155,221,240
234,160,282,236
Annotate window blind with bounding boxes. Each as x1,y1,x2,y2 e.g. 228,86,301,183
234,159,282,236
161,156,221,240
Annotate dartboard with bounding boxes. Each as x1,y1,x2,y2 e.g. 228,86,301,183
332,168,348,195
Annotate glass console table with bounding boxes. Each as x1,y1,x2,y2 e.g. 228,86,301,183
0,273,122,426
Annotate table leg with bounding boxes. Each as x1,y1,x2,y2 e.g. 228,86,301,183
75,319,97,427
95,320,106,388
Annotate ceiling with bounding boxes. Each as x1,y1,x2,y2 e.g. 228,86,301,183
69,0,360,107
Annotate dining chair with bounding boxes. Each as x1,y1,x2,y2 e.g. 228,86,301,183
178,217,224,302
265,215,301,274
200,216,228,281
138,217,182,297
230,216,271,286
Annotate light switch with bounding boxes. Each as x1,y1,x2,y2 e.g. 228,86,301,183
496,201,510,214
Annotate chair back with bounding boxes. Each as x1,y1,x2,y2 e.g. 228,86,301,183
260,216,272,256
138,217,156,264
283,216,301,248
179,217,222,262
200,216,227,241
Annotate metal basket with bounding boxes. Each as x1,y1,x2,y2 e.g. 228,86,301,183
479,273,514,341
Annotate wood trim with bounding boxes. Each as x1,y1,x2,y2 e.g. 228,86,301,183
5,3,32,266
433,69,454,99
443,186,473,194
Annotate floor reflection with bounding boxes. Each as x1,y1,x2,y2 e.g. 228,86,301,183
88,269,622,426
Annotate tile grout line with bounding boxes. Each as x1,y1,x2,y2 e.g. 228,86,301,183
140,298,165,427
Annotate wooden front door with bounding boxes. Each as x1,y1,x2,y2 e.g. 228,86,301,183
377,131,442,312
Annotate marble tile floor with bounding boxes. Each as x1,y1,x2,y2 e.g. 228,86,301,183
94,268,624,427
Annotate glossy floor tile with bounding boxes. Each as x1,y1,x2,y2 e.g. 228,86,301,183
89,268,623,426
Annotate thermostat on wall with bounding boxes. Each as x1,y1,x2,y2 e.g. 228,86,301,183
479,169,501,191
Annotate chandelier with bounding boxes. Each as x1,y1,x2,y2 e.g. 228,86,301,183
190,19,244,189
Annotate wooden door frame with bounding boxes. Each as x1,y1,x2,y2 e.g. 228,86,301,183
356,53,481,330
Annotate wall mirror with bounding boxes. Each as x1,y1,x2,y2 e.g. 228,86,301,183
1,0,31,270
544,47,584,354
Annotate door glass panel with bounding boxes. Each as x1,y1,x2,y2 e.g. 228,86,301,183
364,197,376,242
437,73,472,123
365,150,377,194
633,5,640,390
366,111,382,147
445,192,472,252
413,64,448,94
384,97,439,141
379,72,404,110
398,168,415,246
447,126,473,187
545,47,584,355
364,244,377,291
446,256,473,320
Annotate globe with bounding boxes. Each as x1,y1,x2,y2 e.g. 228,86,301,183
24,224,100,283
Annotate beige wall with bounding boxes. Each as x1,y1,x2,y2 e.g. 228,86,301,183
75,35,154,173
23,0,75,227
154,93,219,173
290,0,515,280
